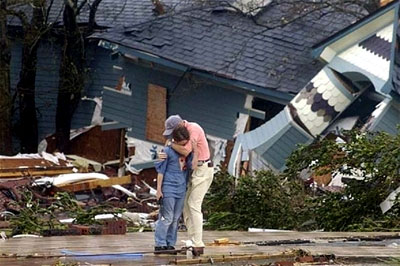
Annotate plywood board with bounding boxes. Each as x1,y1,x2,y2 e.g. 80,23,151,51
146,84,167,144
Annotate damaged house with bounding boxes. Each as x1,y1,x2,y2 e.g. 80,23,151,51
89,0,396,170
228,0,400,175
6,0,399,173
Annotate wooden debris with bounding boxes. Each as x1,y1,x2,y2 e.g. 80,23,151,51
57,175,132,192
0,158,74,178
0,168,74,178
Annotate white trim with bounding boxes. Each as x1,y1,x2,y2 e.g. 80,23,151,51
103,86,132,96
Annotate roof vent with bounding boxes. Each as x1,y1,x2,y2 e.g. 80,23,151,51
232,0,271,16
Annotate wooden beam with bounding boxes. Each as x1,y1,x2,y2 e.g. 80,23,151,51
0,168,74,178
57,175,132,192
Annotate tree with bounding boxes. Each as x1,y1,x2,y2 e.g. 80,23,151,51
55,0,102,152
16,0,47,153
0,0,12,154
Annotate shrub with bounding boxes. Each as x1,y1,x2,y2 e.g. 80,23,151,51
205,130,400,231
204,170,309,230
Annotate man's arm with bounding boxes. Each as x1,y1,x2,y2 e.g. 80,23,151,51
191,140,198,170
171,141,192,157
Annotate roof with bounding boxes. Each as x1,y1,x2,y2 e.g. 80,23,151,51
91,1,369,94
7,0,186,28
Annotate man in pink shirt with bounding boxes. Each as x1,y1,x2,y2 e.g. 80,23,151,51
162,115,214,256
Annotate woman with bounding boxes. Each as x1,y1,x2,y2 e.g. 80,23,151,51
154,126,193,254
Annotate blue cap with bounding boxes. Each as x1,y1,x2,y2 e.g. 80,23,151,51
163,115,183,136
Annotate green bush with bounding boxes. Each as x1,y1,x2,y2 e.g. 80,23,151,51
205,130,400,231
204,170,309,230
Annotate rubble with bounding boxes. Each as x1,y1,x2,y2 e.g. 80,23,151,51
0,141,160,237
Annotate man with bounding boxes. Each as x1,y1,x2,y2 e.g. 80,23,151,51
162,115,214,256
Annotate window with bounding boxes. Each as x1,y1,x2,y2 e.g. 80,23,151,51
249,97,284,130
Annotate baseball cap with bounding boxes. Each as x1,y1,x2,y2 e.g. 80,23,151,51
163,115,183,136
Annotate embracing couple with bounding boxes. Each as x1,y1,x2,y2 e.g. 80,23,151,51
153,115,214,256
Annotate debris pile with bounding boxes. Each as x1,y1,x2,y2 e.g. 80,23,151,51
0,149,160,237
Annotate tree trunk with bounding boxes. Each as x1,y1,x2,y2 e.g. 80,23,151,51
16,0,45,153
0,0,13,155
55,1,84,152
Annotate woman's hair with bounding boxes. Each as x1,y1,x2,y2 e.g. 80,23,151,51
172,126,190,142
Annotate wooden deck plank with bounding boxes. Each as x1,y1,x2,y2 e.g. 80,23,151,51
0,231,399,258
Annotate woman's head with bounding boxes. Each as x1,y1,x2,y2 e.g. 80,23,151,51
172,126,190,145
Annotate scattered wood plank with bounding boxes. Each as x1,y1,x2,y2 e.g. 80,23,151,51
0,158,74,178
57,175,132,192
0,168,74,178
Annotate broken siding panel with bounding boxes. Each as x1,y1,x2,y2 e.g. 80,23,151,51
261,125,312,170
102,89,133,126
373,104,400,135
245,108,290,152
146,84,167,143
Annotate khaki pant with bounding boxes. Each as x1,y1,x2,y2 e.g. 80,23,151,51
183,164,214,247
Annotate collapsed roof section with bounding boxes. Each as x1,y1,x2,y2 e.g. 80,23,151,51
228,66,357,174
228,107,313,174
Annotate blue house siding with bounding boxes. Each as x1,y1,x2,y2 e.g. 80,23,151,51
169,79,246,140
35,42,61,140
103,58,247,141
10,41,120,148
118,61,181,140
373,104,400,135
10,41,60,141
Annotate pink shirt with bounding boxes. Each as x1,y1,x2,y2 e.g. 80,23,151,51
183,121,210,161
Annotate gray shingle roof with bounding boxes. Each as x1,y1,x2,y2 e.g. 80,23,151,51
91,1,368,94
8,0,187,28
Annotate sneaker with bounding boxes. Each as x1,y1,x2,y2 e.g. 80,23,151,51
166,246,175,250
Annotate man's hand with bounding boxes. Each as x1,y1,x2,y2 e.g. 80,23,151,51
157,151,167,161
156,189,163,201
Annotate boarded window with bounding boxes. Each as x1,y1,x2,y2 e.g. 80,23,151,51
146,84,167,143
